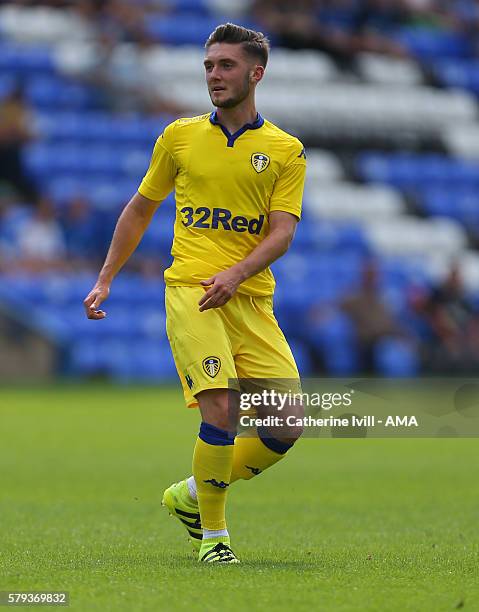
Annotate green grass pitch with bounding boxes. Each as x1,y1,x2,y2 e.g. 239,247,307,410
0,384,477,611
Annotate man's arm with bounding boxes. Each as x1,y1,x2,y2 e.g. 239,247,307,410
198,210,297,312
83,192,160,319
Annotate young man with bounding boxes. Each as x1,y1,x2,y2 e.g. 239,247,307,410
84,23,307,564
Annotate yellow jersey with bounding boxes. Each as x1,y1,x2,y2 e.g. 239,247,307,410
138,112,306,296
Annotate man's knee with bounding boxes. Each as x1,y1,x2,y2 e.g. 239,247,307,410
197,388,238,431
267,399,304,444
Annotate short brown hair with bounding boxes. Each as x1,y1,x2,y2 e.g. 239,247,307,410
205,23,270,68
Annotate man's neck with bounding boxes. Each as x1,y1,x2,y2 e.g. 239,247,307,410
215,103,258,134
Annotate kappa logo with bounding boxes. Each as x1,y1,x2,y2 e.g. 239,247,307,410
245,465,262,476
202,356,221,378
204,478,229,489
251,152,270,173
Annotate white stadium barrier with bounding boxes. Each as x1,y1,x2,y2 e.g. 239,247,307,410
306,183,405,220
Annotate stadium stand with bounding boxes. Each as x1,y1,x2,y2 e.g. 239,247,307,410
1,0,479,380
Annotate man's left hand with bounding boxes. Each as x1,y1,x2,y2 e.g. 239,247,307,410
198,267,244,312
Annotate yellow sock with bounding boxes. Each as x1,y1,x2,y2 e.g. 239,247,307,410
193,424,234,531
230,429,293,483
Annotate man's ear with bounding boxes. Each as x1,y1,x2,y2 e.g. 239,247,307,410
251,65,265,83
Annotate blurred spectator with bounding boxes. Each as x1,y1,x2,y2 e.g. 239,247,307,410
412,264,479,373
451,0,479,56
57,32,184,114
252,0,467,69
13,196,67,271
101,0,151,44
340,260,407,372
0,185,21,272
354,0,453,33
70,0,152,44
60,195,102,270
135,255,170,279
252,0,408,70
3,0,150,43
0,85,38,204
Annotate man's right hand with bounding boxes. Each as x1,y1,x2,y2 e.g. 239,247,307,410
83,284,110,320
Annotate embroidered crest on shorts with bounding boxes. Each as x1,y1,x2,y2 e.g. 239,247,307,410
251,153,270,173
202,356,221,378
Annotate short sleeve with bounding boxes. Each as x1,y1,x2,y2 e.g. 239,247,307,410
269,143,306,220
138,125,178,202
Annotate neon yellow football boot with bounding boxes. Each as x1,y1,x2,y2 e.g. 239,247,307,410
198,537,240,564
162,480,202,552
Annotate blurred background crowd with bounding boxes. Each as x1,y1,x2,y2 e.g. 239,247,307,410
2,0,479,382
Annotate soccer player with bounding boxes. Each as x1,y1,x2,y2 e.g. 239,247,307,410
84,23,307,564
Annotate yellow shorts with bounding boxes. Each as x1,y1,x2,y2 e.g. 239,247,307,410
165,286,300,407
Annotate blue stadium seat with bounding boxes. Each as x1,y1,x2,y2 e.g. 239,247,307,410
120,149,151,176
0,206,31,248
333,224,370,254
83,146,124,175
68,339,100,376
291,220,315,250
309,310,356,349
434,60,479,94
102,275,165,307
26,76,98,109
317,6,358,29
0,43,55,73
46,175,136,210
0,73,15,99
1,275,52,303
111,339,177,382
420,187,479,226
69,338,132,378
47,176,84,205
162,0,209,15
36,112,168,144
36,111,84,141
358,153,479,190
374,338,419,377
323,345,358,375
88,179,138,211
138,278,167,304
26,142,150,182
289,339,313,376
138,209,175,257
397,27,472,60
145,14,216,44
297,220,370,254
308,310,358,374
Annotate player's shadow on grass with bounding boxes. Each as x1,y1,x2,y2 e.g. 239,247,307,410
153,555,317,569
239,559,318,570
192,559,318,570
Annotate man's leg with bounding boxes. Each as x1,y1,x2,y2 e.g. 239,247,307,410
229,428,294,483
162,288,302,556
162,286,241,557
192,388,240,562
165,398,302,557
188,393,304,489
194,389,234,535
191,396,303,489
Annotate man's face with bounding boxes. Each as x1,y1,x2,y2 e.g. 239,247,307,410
204,43,257,109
